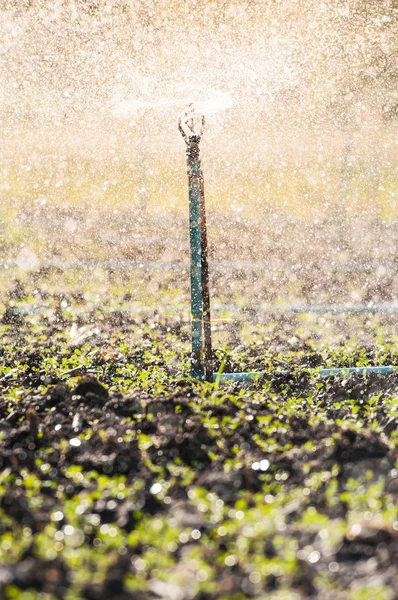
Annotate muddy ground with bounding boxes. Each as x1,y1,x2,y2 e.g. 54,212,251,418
0,216,397,599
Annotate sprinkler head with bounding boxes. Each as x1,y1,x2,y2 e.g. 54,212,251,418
178,104,205,145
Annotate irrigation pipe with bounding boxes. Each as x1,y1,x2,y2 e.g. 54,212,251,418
179,106,207,379
212,304,398,314
6,303,398,319
213,366,396,383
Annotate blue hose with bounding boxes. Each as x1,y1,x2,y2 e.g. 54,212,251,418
214,366,396,383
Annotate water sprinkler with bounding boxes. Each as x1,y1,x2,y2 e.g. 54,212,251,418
179,111,396,384
179,105,213,380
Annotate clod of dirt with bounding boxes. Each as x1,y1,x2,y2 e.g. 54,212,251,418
196,467,263,502
1,306,25,325
7,279,26,300
0,554,68,596
48,382,71,406
347,522,397,545
336,522,398,562
73,376,109,405
332,429,389,463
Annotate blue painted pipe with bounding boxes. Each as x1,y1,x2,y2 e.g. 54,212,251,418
214,366,396,383
211,304,398,314
316,366,395,375
187,144,203,379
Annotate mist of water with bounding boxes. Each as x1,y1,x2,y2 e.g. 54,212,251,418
1,0,398,290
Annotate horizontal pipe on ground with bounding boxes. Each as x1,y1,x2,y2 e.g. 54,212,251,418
212,304,398,314
5,304,398,317
214,366,396,383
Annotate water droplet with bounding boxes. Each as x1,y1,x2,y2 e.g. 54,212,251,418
308,551,320,563
191,529,201,540
150,482,162,494
64,525,74,536
225,555,238,567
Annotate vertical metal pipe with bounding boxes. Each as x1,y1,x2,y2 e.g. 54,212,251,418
179,108,209,380
186,136,204,379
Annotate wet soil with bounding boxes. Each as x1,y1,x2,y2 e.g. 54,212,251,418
1,219,398,599
0,298,397,599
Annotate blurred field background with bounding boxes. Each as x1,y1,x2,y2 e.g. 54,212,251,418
0,0,398,289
